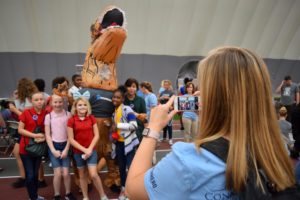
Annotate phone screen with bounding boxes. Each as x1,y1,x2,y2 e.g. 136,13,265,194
177,96,199,111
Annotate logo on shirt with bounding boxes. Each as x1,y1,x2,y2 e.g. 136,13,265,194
150,169,157,188
129,103,135,109
205,190,238,200
32,114,38,121
283,87,291,96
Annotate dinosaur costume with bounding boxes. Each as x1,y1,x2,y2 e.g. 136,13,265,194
79,6,127,189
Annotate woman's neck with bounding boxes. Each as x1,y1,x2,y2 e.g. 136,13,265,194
127,93,136,100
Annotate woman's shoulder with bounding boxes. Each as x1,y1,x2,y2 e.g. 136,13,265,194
171,142,226,170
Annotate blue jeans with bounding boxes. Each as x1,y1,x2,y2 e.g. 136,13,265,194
115,141,135,187
20,154,41,200
163,122,173,140
48,141,70,168
73,150,97,168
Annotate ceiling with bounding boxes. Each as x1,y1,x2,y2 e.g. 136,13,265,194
0,0,299,59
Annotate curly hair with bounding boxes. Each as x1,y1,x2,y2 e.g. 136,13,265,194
17,78,38,102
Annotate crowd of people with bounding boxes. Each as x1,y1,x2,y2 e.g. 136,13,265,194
0,46,300,199
0,72,199,200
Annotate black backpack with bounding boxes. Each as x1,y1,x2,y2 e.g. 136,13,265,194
201,138,300,200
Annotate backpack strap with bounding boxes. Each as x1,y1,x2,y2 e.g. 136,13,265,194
200,137,229,163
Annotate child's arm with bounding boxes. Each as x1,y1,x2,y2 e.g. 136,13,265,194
61,141,70,159
85,123,99,158
18,121,45,140
117,112,138,131
67,127,89,154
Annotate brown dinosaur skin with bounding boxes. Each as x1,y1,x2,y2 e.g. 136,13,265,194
78,6,126,189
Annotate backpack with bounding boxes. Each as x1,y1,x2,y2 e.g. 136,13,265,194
201,137,300,200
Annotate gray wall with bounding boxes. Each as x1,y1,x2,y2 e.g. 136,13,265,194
0,52,299,97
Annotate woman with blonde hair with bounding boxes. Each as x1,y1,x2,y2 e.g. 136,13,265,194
126,46,296,199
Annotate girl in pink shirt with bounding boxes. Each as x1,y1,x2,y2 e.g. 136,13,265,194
45,95,75,200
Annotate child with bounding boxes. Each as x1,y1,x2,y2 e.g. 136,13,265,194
18,92,47,200
67,97,108,200
68,74,82,97
45,95,76,200
278,106,294,152
112,87,139,200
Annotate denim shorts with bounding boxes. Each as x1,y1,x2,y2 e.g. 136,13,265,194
73,150,97,168
48,141,70,168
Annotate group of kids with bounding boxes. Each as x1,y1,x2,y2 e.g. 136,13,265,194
0,75,148,200
1,74,201,200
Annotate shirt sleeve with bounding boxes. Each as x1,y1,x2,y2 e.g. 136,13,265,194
149,94,158,107
295,84,300,93
19,110,26,123
90,115,97,125
44,114,50,126
67,117,74,128
144,147,191,199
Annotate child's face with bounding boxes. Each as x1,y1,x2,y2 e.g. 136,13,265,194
112,91,123,107
126,83,137,96
74,76,82,88
51,95,64,111
31,93,45,110
76,100,88,115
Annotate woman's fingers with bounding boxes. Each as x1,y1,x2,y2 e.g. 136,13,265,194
165,95,176,108
167,109,178,122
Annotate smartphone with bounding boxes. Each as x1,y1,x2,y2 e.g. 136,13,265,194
174,96,199,111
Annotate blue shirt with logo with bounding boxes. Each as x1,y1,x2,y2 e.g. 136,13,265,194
144,142,239,200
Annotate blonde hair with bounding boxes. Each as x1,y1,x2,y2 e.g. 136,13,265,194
195,46,295,192
71,97,92,116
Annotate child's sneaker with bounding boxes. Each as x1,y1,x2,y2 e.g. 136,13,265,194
169,139,173,145
53,195,61,200
65,193,76,200
118,187,127,200
100,195,109,200
37,196,45,200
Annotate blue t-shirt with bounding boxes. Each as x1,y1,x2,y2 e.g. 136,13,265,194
144,93,158,117
144,142,238,200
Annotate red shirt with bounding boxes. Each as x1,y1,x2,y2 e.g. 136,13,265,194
67,114,97,154
19,107,47,155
